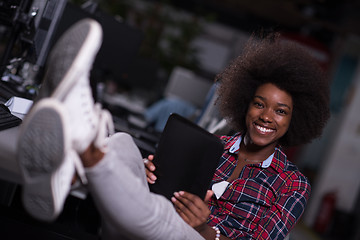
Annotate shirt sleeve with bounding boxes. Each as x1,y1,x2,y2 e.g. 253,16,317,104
214,170,311,240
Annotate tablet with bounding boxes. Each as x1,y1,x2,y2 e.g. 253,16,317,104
149,113,224,200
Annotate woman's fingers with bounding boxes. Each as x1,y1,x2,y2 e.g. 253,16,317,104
204,190,214,202
172,193,198,226
174,204,191,225
171,191,210,227
144,155,157,184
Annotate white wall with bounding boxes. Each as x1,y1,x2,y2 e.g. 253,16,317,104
304,50,360,226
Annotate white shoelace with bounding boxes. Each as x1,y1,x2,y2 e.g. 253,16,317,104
94,103,115,151
73,103,115,185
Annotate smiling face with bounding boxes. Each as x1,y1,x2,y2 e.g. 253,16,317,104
245,83,293,150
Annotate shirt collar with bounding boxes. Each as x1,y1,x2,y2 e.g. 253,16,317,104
227,135,275,169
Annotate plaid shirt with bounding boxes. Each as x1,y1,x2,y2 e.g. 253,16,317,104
207,133,311,240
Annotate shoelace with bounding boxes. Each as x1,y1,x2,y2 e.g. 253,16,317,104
72,104,115,185
94,103,115,151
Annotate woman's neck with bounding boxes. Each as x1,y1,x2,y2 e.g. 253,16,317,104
239,135,276,161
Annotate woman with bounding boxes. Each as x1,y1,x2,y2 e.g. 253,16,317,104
145,33,330,239
18,19,329,239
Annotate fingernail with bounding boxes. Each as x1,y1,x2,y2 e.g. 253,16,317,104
174,192,179,197
179,191,184,195
171,197,176,202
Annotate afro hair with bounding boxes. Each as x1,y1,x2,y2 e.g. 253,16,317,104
215,33,330,147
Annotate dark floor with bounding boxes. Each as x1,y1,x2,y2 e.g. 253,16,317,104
1,183,357,240
0,182,101,240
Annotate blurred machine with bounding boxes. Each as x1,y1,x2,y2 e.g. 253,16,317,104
0,0,143,102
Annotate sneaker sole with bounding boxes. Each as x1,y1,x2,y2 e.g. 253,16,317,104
38,18,103,101
17,99,70,221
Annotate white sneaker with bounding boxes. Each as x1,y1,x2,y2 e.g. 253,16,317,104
17,99,76,221
38,18,114,182
38,18,108,154
17,18,114,221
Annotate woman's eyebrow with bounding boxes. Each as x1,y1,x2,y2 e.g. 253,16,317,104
278,103,291,110
254,95,264,101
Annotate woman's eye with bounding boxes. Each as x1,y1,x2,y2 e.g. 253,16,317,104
277,109,287,115
253,102,263,108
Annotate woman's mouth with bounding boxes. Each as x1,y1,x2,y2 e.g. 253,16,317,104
255,124,275,133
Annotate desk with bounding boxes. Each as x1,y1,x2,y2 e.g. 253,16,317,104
103,93,146,115
0,126,22,185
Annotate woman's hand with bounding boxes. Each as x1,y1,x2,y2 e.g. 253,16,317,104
171,190,213,231
144,155,157,184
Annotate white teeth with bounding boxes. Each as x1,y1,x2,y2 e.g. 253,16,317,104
256,125,274,133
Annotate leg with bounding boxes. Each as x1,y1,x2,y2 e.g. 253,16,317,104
81,132,148,188
16,18,110,221
108,133,148,189
84,133,203,240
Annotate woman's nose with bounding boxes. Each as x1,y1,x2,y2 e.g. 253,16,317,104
259,109,272,123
